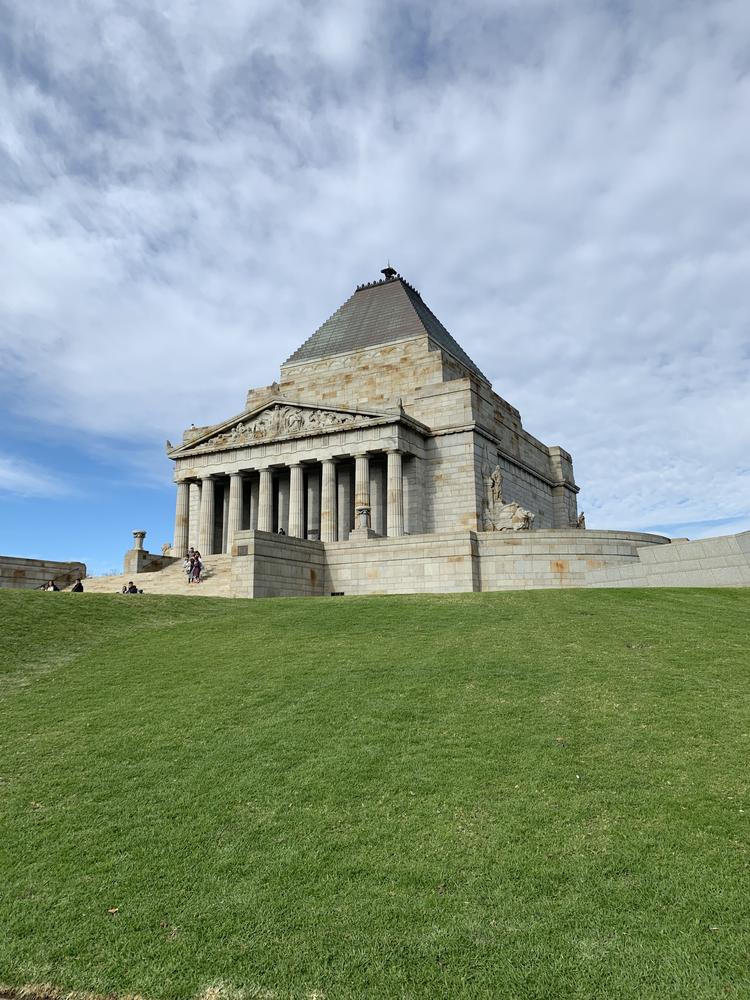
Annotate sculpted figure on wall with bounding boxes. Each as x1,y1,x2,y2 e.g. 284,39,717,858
183,404,374,453
493,501,536,532
483,463,507,530
490,466,504,504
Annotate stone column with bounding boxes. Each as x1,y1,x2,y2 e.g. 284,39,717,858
306,468,321,539
249,476,259,530
173,481,190,555
197,477,215,554
188,482,201,549
370,463,385,535
288,464,304,538
258,468,273,532
337,464,353,541
387,450,404,537
222,482,230,553
354,454,370,511
277,473,290,535
227,473,243,552
403,455,424,535
320,460,337,542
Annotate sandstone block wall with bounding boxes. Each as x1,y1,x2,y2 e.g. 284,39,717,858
0,556,86,590
472,439,559,530
409,377,476,429
325,531,479,595
123,549,178,575
223,528,673,598
278,338,447,410
476,530,669,591
424,433,481,533
231,531,326,598
585,531,750,588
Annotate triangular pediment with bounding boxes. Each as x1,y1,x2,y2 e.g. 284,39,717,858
169,398,400,456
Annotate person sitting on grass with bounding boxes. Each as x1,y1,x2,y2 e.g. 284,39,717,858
125,581,140,594
45,579,60,591
71,578,84,592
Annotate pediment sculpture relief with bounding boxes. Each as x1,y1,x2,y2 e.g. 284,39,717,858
186,404,375,453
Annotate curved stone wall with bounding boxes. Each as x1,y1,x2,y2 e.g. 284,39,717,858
476,528,670,591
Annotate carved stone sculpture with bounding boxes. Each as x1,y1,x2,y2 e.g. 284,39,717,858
483,499,535,532
356,506,371,529
482,463,509,530
490,466,504,504
576,512,586,529
184,404,375,453
494,502,535,531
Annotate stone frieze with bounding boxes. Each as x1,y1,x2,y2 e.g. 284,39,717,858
181,404,376,454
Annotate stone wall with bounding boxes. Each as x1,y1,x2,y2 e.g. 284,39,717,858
231,531,326,598
123,549,178,575
224,528,672,598
279,337,447,410
325,531,480,595
584,530,750,588
424,432,481,533
0,556,86,590
476,530,669,590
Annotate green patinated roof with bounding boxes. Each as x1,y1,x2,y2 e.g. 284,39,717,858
283,272,489,382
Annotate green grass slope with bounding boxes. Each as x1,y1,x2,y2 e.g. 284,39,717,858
1,588,749,1000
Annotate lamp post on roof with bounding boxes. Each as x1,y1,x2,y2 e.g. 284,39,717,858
381,264,397,280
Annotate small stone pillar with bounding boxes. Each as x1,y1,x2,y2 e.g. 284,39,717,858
350,505,377,541
124,531,148,574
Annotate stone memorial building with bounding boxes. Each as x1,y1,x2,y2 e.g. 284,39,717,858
168,266,578,548
150,266,678,597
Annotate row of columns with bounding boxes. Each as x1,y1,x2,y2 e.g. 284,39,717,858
173,451,406,556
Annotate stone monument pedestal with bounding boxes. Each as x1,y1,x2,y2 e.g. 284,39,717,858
349,526,379,541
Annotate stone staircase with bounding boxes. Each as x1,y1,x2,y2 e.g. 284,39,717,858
82,554,236,598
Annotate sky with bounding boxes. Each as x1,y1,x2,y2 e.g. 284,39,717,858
1,0,749,575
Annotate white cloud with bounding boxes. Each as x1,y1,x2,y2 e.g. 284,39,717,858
0,454,73,498
0,0,748,534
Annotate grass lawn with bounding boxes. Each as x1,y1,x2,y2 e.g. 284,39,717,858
1,587,749,1000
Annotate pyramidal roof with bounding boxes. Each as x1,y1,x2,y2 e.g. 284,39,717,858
283,268,489,383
